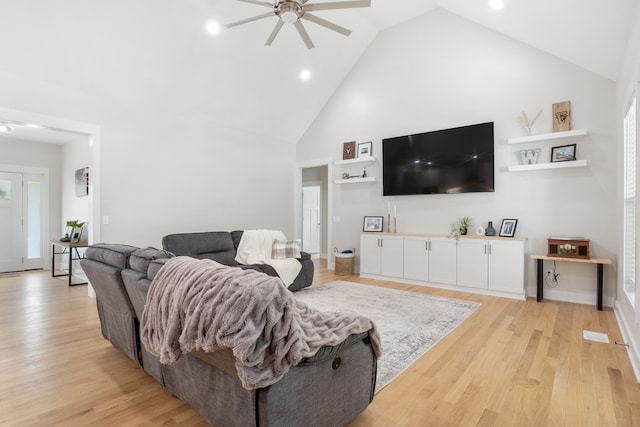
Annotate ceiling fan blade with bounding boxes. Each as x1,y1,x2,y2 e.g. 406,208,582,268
293,21,315,49
226,11,275,28
265,19,285,46
305,0,371,11
235,0,275,8
302,13,351,36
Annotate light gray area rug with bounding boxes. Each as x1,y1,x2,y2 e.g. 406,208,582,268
294,281,480,392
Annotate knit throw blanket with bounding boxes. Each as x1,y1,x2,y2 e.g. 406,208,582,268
140,257,382,390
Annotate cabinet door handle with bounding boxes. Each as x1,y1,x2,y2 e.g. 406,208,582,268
488,244,491,255
428,241,432,251
484,244,487,254
425,241,429,251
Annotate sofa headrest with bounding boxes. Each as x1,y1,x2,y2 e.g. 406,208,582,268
130,247,174,274
86,243,139,269
162,232,238,265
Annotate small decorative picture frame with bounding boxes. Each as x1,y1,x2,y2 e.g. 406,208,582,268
363,216,384,232
550,144,576,162
357,141,373,158
499,219,518,238
342,141,356,160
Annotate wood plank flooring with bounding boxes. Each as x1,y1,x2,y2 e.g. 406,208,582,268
1,264,639,426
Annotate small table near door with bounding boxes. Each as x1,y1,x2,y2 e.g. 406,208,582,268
51,239,89,286
531,254,613,311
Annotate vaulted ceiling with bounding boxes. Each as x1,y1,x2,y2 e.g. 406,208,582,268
0,0,636,145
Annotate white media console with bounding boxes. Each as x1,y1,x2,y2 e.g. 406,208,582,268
359,233,528,300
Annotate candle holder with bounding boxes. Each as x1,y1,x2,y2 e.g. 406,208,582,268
387,214,392,232
393,216,397,233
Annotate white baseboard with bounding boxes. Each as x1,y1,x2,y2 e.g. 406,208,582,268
526,285,614,308
614,301,640,383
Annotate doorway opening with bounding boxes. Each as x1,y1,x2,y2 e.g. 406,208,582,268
295,159,332,265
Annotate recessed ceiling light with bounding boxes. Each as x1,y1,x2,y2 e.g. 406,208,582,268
300,69,311,82
206,21,221,36
489,0,504,10
0,123,14,134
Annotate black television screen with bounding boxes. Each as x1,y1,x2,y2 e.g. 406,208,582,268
382,122,495,196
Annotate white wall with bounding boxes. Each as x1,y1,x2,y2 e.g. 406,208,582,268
0,71,296,250
297,9,617,306
0,137,62,247
615,4,640,381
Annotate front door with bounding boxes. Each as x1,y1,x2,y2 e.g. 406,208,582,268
0,172,23,272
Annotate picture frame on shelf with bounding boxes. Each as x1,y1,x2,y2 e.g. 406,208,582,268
363,216,383,232
550,144,576,162
342,141,356,160
357,141,373,159
499,219,518,237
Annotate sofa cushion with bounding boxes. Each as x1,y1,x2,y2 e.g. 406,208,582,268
86,243,139,269
148,258,171,281
130,247,174,273
162,232,238,265
271,240,302,259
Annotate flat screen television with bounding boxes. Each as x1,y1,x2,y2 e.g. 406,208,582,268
382,122,495,196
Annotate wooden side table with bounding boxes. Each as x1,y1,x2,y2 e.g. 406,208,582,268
51,239,89,286
531,254,613,310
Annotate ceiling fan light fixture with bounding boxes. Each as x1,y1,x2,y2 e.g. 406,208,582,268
276,2,304,23
281,10,298,23
0,123,14,134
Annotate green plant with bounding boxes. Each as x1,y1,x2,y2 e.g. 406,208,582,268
66,220,86,228
450,216,472,237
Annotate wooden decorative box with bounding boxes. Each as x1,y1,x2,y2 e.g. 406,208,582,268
547,237,590,259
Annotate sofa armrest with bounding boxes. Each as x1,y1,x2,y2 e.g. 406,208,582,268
298,251,311,262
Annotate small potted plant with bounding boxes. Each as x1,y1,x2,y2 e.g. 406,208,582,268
61,220,86,242
450,216,472,238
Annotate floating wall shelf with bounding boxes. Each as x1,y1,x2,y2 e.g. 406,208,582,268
508,160,588,172
507,128,588,145
334,177,376,184
334,156,376,165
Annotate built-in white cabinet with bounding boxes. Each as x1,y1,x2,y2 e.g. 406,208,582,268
404,236,456,285
487,239,526,294
360,234,404,278
456,239,489,289
456,239,525,296
360,233,527,300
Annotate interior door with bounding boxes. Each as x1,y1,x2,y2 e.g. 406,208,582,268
0,172,24,272
302,185,321,254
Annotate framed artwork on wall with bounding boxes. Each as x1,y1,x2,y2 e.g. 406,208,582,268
74,167,89,197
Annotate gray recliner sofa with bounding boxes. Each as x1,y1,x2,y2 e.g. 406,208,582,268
81,242,377,426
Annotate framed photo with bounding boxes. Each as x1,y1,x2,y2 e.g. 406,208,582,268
357,141,373,158
551,144,576,162
499,219,518,237
363,216,383,232
342,141,356,160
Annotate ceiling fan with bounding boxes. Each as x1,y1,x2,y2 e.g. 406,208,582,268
226,0,372,49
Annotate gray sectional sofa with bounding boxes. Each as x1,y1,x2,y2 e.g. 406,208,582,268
80,233,377,427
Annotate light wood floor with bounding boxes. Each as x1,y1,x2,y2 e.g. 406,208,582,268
1,264,639,426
